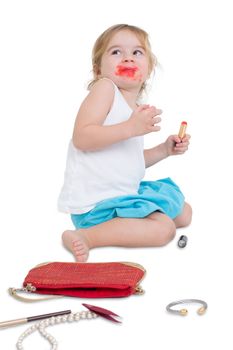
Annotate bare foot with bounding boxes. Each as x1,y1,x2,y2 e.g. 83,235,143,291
62,230,89,262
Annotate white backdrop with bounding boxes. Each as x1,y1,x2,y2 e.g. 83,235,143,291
1,0,232,348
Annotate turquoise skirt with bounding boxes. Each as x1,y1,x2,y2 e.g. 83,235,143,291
71,177,185,229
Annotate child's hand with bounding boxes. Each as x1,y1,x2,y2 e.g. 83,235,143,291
127,104,162,136
164,134,191,156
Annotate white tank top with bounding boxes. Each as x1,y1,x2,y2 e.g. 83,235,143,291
58,79,145,214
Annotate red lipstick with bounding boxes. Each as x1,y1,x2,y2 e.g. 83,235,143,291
115,65,139,78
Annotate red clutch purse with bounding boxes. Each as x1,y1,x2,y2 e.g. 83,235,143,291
9,262,146,301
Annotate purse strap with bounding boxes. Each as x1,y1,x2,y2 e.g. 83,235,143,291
9,286,63,302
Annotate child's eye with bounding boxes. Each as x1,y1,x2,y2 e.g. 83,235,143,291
133,49,144,56
111,49,121,55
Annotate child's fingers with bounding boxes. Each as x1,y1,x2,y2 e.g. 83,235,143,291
174,142,189,152
147,106,163,115
152,116,162,125
154,108,163,115
137,104,150,112
172,135,181,143
175,144,189,152
176,139,190,146
174,133,191,144
181,134,191,142
150,125,161,132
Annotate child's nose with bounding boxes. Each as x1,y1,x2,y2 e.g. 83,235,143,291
124,58,134,62
122,54,134,63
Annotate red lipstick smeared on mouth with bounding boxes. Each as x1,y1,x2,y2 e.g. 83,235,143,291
115,65,139,78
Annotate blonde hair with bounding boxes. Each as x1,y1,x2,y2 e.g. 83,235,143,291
88,24,157,97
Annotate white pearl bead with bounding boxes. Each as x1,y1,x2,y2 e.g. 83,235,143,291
61,315,68,322
55,316,61,323
68,314,74,322
49,317,56,325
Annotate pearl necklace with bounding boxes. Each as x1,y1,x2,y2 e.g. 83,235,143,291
16,310,98,350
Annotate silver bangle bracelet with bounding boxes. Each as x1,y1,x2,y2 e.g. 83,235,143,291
166,299,208,316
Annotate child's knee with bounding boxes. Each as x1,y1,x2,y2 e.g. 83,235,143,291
181,202,192,226
157,218,176,246
185,203,192,225
174,202,192,228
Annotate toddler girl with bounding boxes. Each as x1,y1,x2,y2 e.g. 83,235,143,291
58,24,192,261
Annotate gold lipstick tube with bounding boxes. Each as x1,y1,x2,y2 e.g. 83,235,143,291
178,121,187,139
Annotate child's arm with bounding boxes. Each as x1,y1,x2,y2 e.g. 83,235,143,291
72,79,161,151
144,143,169,168
144,134,191,168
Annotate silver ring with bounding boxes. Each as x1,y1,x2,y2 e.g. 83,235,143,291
166,299,208,316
